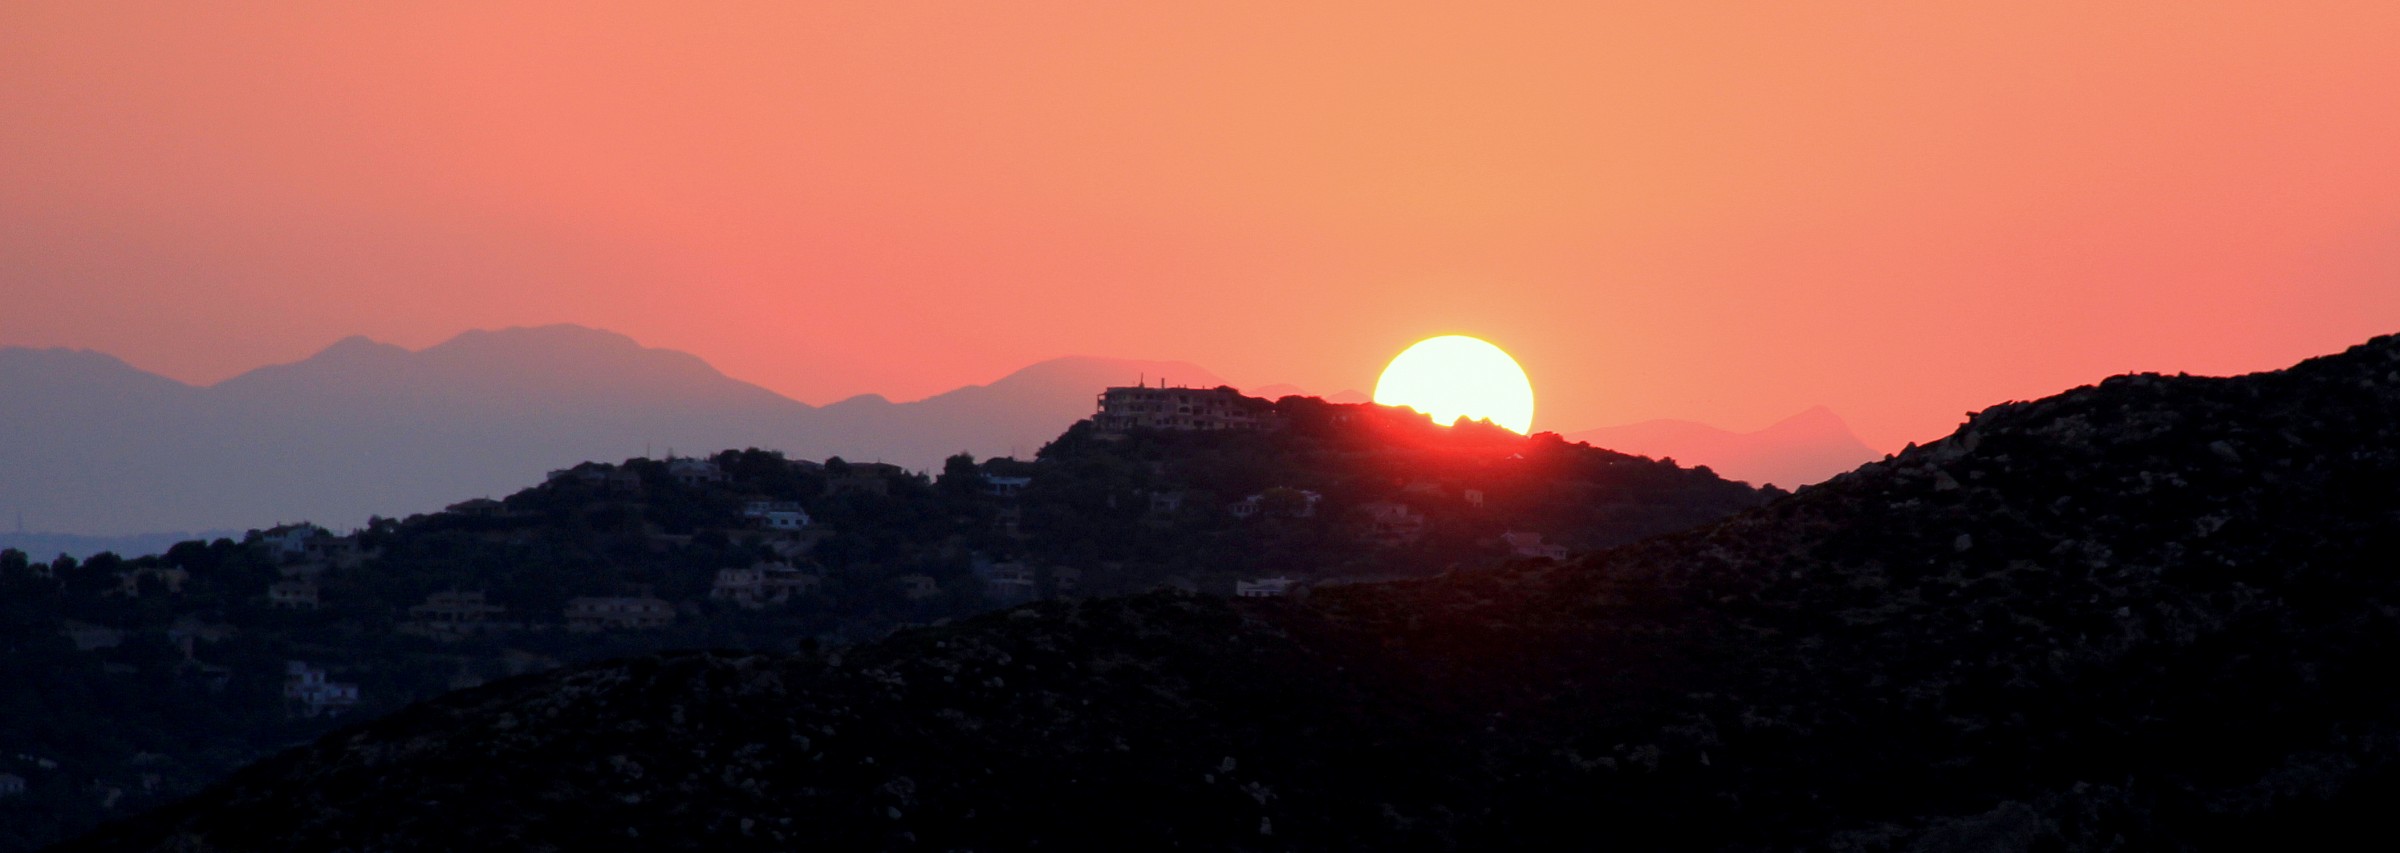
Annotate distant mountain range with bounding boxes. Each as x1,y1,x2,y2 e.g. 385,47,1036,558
0,325,1222,536
1567,406,1880,489
1,324,1872,538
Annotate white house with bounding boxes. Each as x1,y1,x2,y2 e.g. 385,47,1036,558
283,661,360,718
1236,577,1299,598
258,523,330,557
1501,531,1570,560
401,590,508,638
982,474,1033,498
743,501,813,531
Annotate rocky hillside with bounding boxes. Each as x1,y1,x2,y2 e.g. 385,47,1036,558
64,335,2400,850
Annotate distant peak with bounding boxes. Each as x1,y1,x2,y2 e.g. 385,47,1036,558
314,335,409,358
965,355,1232,395
435,324,645,352
1766,405,1852,432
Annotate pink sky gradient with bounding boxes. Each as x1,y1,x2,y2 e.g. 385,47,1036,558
6,2,2399,450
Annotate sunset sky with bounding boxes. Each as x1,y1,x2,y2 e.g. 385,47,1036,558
6,2,2399,450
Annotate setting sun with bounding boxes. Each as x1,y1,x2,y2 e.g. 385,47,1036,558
1372,335,1536,434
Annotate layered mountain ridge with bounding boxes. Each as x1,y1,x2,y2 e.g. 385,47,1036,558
1567,404,1880,489
64,335,2400,850
0,326,1224,535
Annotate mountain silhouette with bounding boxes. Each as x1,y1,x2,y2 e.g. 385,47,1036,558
62,334,2400,850
1567,405,1880,488
0,326,1222,535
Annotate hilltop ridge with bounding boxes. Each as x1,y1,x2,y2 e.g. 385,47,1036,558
59,336,2400,849
2,391,1760,851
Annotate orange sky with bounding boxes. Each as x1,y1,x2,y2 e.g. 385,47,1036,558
5,2,2399,450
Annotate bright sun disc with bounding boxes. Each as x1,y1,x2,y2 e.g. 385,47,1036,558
1373,335,1535,434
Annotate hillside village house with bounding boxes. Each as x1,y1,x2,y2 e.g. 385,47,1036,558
258,523,330,559
1359,501,1427,546
1227,489,1322,520
565,596,675,631
0,773,25,798
1236,577,1299,598
401,590,509,639
1501,531,1570,560
742,501,812,531
283,661,360,718
982,474,1033,498
1093,384,1275,433
976,560,1039,604
668,458,726,486
711,562,820,608
973,559,1083,604
267,579,320,609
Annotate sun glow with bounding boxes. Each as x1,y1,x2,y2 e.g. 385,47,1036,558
1372,335,1535,434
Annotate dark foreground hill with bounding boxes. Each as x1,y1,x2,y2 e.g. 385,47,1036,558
65,335,2400,851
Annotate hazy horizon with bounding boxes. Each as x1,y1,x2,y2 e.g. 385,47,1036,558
9,4,2399,451
1,322,1885,537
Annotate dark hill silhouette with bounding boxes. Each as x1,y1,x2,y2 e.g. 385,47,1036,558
64,335,2400,850
0,326,1224,536
1568,405,1881,488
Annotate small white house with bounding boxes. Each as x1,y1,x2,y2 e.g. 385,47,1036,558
258,523,330,557
1501,531,1570,560
983,474,1033,498
743,501,812,530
